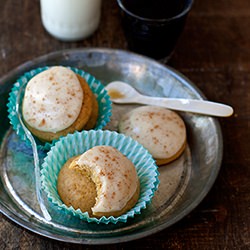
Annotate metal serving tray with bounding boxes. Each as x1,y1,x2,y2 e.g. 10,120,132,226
0,48,222,244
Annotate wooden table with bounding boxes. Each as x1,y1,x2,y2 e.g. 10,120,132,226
0,0,249,249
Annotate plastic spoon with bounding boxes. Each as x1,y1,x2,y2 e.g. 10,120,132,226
105,81,233,117
16,84,51,221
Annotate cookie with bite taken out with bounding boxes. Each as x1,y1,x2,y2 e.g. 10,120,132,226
57,145,140,217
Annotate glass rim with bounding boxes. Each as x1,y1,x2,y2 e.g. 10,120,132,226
117,0,194,23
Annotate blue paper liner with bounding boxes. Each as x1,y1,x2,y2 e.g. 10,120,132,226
7,66,112,150
41,130,160,224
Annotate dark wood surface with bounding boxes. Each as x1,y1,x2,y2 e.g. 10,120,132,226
0,0,249,249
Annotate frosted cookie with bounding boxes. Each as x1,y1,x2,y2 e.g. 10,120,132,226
57,145,140,217
22,66,98,142
119,106,186,165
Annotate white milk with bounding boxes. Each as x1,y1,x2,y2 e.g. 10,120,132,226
40,0,102,41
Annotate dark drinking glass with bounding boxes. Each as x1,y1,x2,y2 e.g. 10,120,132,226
117,0,193,62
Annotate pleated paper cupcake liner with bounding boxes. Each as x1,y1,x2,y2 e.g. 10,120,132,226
41,130,160,224
7,66,112,150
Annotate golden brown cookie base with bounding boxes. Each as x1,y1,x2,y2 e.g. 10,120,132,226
84,92,98,130
24,74,98,142
156,140,187,166
57,156,97,215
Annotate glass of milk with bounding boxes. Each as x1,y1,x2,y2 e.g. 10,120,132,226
40,0,102,41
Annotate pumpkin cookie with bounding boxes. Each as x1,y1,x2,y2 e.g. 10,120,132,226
22,66,98,142
57,146,140,217
119,106,187,165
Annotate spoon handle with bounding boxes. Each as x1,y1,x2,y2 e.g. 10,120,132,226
16,85,51,221
136,95,233,117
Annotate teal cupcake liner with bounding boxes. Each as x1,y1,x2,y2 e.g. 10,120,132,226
41,130,160,224
7,66,112,150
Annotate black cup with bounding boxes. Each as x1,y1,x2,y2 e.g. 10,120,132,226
117,0,193,62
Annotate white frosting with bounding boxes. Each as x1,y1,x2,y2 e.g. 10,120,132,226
119,106,186,159
76,146,138,213
22,66,83,133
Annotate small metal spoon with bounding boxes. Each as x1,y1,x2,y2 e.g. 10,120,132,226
105,81,233,117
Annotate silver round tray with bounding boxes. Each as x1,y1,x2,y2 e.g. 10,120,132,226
0,48,223,244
